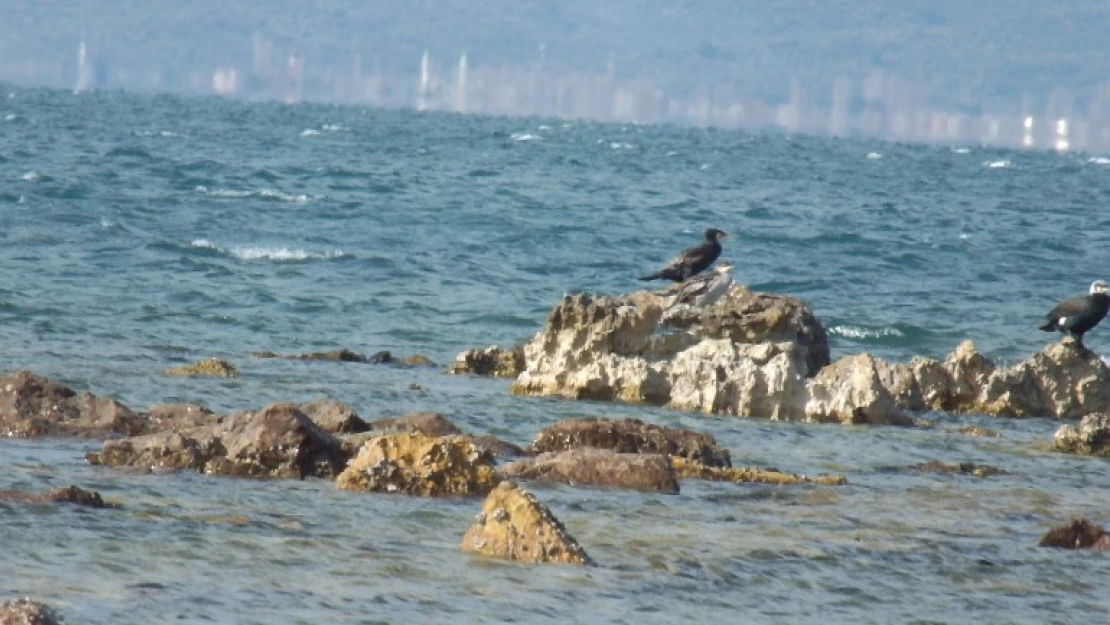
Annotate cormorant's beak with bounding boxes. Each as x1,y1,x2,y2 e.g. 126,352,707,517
719,232,728,239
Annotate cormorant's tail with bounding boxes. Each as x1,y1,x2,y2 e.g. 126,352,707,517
638,273,662,281
1038,320,1056,332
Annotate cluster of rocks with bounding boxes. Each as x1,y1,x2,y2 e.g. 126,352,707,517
453,285,1110,426
0,598,65,625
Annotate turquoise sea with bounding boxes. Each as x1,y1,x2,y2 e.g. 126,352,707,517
2,86,1110,624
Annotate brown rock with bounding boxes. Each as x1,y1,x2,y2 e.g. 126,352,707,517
298,398,368,434
671,457,847,485
0,598,65,625
162,357,239,378
905,460,1006,478
399,354,436,367
1054,412,1110,455
253,348,370,363
450,345,525,378
0,485,119,508
461,481,593,565
143,403,220,431
530,417,730,467
1038,518,1110,550
467,435,529,459
87,403,346,479
500,447,680,493
0,370,144,438
959,425,1000,438
335,433,499,497
367,412,463,437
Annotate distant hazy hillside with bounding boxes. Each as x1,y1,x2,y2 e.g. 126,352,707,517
2,0,1108,113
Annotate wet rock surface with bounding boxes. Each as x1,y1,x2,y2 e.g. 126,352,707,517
0,598,65,625
531,417,730,467
500,447,680,494
335,433,499,497
1053,412,1110,456
1038,518,1110,551
0,370,145,438
0,485,119,508
162,357,239,378
297,398,368,435
902,460,1007,478
87,403,347,479
450,345,526,378
461,481,593,566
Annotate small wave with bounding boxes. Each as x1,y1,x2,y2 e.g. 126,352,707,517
194,185,315,203
100,217,118,230
21,171,40,182
951,147,971,154
511,132,540,141
984,160,1010,169
190,239,346,261
5,113,19,122
321,124,341,132
300,128,321,137
866,152,882,160
1088,156,1110,165
829,325,906,340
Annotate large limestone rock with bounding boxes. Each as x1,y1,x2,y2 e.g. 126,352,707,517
531,418,731,467
87,403,347,479
0,599,65,625
1054,412,1110,455
508,287,828,418
461,481,593,565
450,345,525,378
805,353,907,424
335,433,499,497
500,448,680,494
0,370,144,438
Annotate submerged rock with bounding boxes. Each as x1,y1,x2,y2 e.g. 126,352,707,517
366,412,463,437
500,448,680,494
450,345,525,378
903,460,1006,478
399,354,437,367
461,481,593,566
143,403,220,430
1038,518,1110,551
671,457,847,485
87,403,346,479
958,425,1000,438
0,598,65,625
0,370,144,438
162,357,239,378
0,485,119,508
1054,412,1110,456
335,433,499,497
530,417,731,467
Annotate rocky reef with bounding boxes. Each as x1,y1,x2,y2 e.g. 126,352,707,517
0,598,65,625
162,357,239,378
457,282,1110,423
1053,412,1110,455
501,447,680,493
335,433,500,497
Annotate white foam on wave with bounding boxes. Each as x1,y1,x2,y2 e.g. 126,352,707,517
866,152,882,160
300,128,321,137
100,217,117,229
321,124,341,132
21,171,40,182
190,239,346,261
830,325,905,339
194,185,314,203
952,147,971,154
610,142,633,150
5,113,19,122
511,132,540,141
1088,156,1110,165
985,160,1010,169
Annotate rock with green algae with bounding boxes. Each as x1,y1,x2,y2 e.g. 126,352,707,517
335,433,499,497
904,460,1006,478
531,417,731,467
670,456,847,486
461,481,593,566
162,357,239,378
343,412,528,460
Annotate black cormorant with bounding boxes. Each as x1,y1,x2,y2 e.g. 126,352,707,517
638,228,727,282
1038,280,1110,350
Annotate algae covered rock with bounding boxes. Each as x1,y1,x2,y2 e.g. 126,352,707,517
1054,412,1110,455
0,370,144,438
162,357,239,378
336,433,499,497
500,447,680,494
0,598,65,625
670,457,847,486
0,485,119,509
88,403,346,479
450,345,525,378
531,417,730,467
461,481,593,566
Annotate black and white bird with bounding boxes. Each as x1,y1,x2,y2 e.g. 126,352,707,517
663,262,735,309
638,228,727,282
1038,280,1110,350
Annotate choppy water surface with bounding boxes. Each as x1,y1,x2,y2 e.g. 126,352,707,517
2,86,1110,624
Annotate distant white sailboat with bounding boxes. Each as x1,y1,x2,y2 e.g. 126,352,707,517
74,36,92,94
